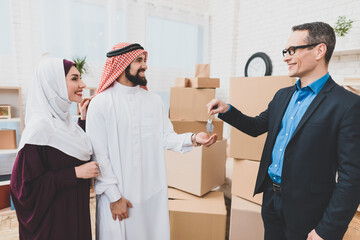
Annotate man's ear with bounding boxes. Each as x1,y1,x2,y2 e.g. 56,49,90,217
315,43,327,61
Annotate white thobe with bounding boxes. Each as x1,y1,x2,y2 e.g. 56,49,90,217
86,81,193,240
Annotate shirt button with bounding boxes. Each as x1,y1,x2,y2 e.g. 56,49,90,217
280,149,282,151
286,133,288,136
298,101,301,104
273,177,276,180
290,117,294,120
275,164,277,167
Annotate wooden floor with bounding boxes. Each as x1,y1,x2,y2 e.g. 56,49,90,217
0,194,96,240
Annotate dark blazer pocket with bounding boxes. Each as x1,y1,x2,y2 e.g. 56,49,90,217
310,183,335,193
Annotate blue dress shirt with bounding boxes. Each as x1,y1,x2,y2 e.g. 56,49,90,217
268,73,330,184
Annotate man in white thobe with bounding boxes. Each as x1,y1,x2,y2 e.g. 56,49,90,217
86,42,217,240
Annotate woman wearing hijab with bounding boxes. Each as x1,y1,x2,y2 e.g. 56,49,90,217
10,58,99,240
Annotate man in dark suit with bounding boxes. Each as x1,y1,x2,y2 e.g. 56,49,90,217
207,22,360,240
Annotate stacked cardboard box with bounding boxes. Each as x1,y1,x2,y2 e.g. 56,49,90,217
167,64,226,196
341,79,360,240
0,130,16,149
228,76,296,240
166,64,227,239
170,64,220,122
166,139,226,196
229,195,264,240
168,187,227,240
344,211,360,240
340,78,360,95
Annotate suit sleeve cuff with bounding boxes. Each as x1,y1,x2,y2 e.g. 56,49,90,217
218,104,232,117
185,132,193,146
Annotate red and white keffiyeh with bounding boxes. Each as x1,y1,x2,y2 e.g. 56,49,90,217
96,42,148,95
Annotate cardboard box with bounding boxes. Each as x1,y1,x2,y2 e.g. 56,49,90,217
170,87,215,121
229,195,264,240
168,188,226,240
171,119,223,140
0,129,17,149
174,78,190,87
195,64,210,78
344,211,360,240
229,76,296,160
188,77,220,88
166,139,227,196
232,159,262,205
0,181,10,210
340,78,360,96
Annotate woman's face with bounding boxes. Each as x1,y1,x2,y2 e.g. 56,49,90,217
66,66,86,103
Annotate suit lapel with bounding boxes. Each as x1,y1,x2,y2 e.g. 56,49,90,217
289,77,336,142
269,87,295,147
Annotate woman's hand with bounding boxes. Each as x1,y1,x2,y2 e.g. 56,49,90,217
75,161,99,179
79,97,91,120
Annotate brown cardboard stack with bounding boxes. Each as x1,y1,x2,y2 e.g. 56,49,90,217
232,159,262,205
166,139,226,196
167,64,226,197
341,79,360,240
168,187,226,240
166,64,227,239
229,195,264,240
170,64,220,121
229,76,296,160
229,76,295,239
341,78,360,95
344,211,360,240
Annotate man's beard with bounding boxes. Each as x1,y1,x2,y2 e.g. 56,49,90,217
125,66,147,86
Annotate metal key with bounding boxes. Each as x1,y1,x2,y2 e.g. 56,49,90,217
206,115,214,133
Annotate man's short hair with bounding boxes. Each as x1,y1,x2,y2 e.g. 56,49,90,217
292,22,336,64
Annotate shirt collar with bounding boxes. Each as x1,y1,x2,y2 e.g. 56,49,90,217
295,72,329,94
114,80,140,94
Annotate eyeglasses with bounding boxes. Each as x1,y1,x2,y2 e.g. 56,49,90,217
282,43,322,57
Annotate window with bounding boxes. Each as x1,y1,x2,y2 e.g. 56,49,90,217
40,0,70,58
69,1,107,62
40,0,126,62
147,16,204,70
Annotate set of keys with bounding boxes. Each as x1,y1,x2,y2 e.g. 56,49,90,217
206,114,214,133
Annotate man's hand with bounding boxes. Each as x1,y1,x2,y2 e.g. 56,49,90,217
79,97,91,120
307,229,324,240
207,98,229,115
196,132,217,147
110,197,133,221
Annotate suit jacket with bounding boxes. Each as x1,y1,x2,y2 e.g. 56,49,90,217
219,77,360,240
